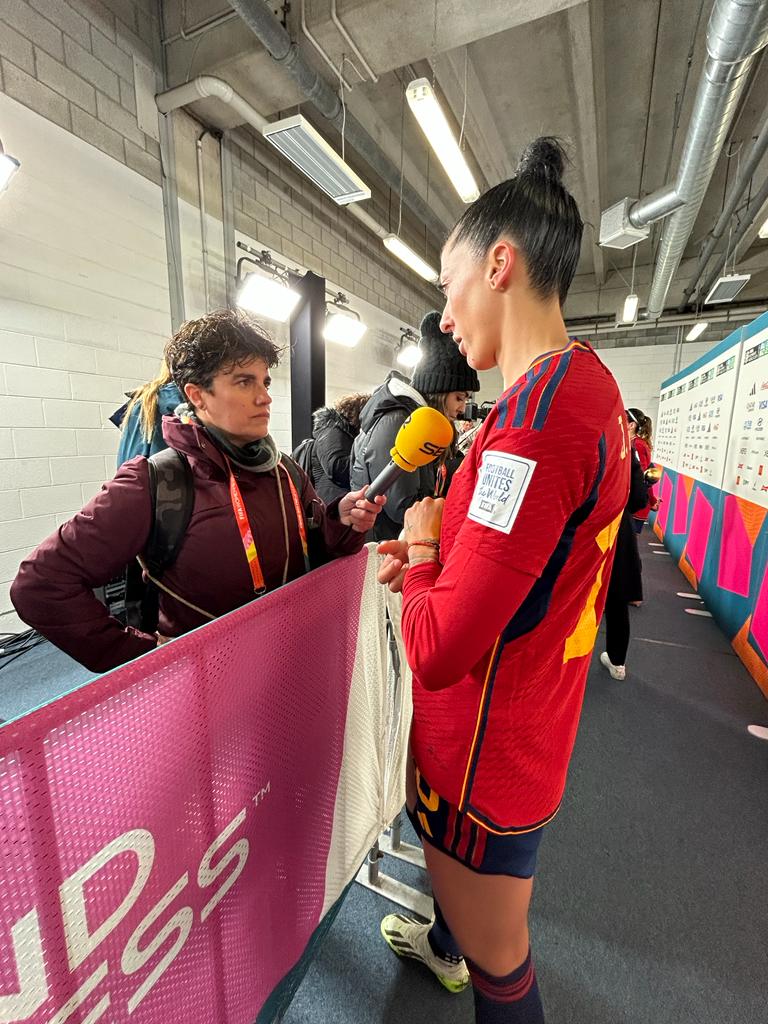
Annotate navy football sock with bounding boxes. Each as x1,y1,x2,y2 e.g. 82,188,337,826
467,949,544,1023
427,899,463,962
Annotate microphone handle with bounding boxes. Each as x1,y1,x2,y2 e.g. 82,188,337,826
366,461,405,502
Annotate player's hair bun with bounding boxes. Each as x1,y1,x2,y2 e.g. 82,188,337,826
517,136,567,184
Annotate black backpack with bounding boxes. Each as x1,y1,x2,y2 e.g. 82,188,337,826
120,447,194,632
116,447,318,633
291,437,315,480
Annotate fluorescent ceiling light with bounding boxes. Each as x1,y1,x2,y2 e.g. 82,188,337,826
620,293,639,324
759,216,768,239
406,78,479,203
262,114,371,205
325,309,367,347
685,321,708,341
704,273,751,304
0,153,20,193
383,234,439,284
397,342,421,369
237,273,301,322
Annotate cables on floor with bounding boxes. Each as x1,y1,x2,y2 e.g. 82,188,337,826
0,629,47,673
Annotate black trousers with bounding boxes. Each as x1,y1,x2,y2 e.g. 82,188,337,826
604,590,631,665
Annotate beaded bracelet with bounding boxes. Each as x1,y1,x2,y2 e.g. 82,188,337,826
407,538,440,551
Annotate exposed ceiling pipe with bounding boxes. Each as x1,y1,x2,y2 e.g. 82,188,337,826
155,75,425,282
566,299,764,336
680,100,768,309
633,0,768,318
156,75,268,126
330,0,379,82
300,0,354,91
695,172,768,301
227,0,449,242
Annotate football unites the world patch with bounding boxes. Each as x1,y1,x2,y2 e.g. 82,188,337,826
468,450,537,534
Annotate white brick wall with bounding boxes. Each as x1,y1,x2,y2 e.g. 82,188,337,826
596,341,711,434
0,93,170,627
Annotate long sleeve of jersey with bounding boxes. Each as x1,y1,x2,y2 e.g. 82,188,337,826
401,412,611,691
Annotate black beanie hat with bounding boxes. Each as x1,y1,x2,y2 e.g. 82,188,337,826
410,312,480,394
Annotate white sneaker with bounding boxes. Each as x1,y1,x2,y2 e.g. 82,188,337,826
600,651,626,680
380,913,470,993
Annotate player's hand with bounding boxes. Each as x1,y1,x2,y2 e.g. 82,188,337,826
377,539,408,593
403,497,444,543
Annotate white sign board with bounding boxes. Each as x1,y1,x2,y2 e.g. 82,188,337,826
657,330,741,486
676,346,739,486
723,324,768,508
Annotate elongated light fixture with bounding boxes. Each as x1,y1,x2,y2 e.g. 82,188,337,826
383,234,439,284
685,321,708,341
406,78,479,203
262,114,371,205
324,293,367,347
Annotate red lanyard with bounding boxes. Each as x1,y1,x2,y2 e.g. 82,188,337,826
279,463,311,573
225,457,310,593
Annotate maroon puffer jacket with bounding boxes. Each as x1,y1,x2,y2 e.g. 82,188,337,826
11,416,365,673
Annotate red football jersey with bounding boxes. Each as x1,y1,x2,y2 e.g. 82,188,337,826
401,340,629,833
632,436,653,521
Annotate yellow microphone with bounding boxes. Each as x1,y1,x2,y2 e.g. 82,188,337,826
366,406,454,500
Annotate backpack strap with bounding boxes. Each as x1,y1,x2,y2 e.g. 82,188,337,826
143,448,195,578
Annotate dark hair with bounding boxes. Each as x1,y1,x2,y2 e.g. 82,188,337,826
424,393,459,455
627,407,653,445
165,308,281,393
449,137,583,305
334,393,370,430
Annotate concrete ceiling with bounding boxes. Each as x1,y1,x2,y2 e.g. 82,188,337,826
161,0,768,326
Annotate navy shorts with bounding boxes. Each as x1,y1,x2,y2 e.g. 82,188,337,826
408,771,544,879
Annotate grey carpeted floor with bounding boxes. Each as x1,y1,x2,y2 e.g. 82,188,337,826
281,535,768,1024
1,535,766,1022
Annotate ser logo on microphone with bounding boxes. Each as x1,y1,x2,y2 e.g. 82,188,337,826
420,440,447,456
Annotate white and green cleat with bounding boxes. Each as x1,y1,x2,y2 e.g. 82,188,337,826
380,914,470,993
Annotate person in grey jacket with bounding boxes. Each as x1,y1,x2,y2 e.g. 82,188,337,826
350,311,480,540
310,393,370,505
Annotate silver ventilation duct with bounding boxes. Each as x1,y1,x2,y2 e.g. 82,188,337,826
643,0,768,317
680,99,768,309
600,0,768,318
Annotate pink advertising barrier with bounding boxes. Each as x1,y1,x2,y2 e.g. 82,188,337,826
0,550,370,1024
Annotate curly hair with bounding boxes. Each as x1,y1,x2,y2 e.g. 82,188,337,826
334,393,370,430
165,308,281,394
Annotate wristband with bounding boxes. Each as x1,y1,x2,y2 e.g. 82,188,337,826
407,538,440,552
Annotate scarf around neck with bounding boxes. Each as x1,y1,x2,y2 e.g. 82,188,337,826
176,403,280,473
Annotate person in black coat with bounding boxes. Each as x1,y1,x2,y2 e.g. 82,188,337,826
310,393,370,505
349,312,480,540
599,443,649,680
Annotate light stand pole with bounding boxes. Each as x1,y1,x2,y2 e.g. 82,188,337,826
288,271,326,449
